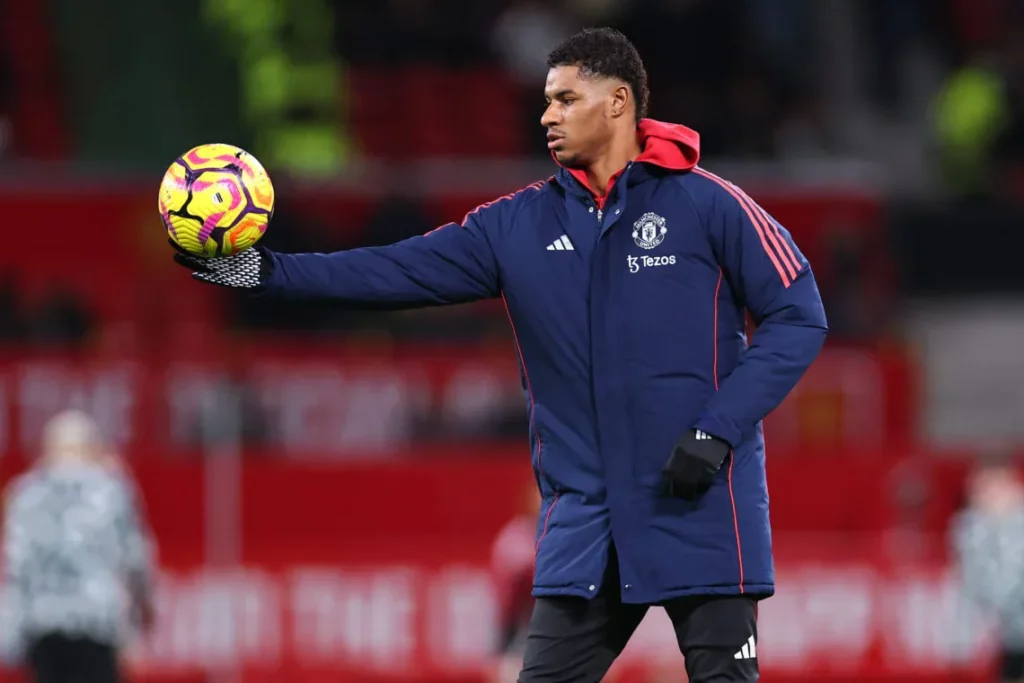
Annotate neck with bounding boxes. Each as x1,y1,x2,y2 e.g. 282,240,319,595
585,126,642,196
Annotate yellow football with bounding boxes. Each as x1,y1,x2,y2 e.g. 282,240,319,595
159,143,275,257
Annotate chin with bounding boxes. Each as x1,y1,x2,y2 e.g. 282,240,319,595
553,149,584,168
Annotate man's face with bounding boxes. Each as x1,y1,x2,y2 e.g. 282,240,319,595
541,65,619,168
971,466,1024,514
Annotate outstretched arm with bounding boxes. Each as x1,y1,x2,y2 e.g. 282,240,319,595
173,199,513,307
262,213,500,305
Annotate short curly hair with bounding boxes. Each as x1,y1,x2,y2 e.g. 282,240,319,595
546,27,650,121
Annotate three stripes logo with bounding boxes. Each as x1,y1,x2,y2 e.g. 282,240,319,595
546,235,575,251
734,635,757,660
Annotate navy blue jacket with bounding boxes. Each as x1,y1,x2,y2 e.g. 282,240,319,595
260,119,828,604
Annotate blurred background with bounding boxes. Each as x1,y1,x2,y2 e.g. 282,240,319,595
2,0,1024,681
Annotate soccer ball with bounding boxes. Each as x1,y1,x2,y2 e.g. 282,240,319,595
159,143,275,257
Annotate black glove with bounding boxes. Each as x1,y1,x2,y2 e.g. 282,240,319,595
662,429,731,501
169,239,273,289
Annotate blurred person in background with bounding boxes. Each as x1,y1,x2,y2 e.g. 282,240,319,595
952,458,1024,683
490,479,541,683
0,410,156,683
172,26,826,683
932,15,1024,201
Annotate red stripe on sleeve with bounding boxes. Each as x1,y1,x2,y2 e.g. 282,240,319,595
694,168,794,288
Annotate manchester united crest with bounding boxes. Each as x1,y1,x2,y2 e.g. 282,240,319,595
632,212,667,250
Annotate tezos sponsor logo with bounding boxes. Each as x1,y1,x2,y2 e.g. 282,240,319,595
627,254,676,273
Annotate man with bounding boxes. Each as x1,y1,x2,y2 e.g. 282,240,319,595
952,459,1024,683
0,410,156,683
173,27,827,683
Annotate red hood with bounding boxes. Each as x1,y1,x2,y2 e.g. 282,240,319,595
631,118,701,171
561,119,700,203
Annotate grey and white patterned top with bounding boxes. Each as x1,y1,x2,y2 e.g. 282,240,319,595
952,505,1024,649
0,463,155,659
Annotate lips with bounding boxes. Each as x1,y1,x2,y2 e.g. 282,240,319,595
547,133,564,148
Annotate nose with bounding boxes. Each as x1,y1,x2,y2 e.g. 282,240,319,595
541,102,560,128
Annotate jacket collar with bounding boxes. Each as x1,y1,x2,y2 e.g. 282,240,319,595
555,119,700,203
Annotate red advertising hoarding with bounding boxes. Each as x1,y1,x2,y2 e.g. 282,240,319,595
0,455,996,683
0,343,917,463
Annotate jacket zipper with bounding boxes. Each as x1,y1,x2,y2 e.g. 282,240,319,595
597,208,603,223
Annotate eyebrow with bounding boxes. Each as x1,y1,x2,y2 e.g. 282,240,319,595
545,89,577,100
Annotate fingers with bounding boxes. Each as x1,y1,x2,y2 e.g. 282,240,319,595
169,239,215,274
173,252,211,272
663,463,713,501
192,271,230,287
678,484,699,502
170,240,259,289
192,271,247,289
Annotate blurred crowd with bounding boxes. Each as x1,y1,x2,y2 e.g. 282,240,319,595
338,0,941,161
0,0,1020,177
0,279,93,348
0,0,1022,358
334,0,1024,194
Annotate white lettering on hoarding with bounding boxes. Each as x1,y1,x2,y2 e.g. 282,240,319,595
138,570,281,669
878,572,996,666
427,567,499,666
289,567,416,669
115,563,998,675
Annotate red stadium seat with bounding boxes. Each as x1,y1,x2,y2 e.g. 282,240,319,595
346,66,527,159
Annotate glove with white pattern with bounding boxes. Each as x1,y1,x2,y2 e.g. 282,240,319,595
169,239,273,289
662,429,731,501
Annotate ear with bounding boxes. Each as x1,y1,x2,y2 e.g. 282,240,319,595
610,83,631,119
